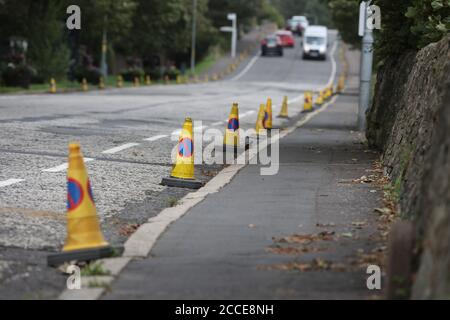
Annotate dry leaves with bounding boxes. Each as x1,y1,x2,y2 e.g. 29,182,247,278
266,245,327,255
119,223,140,236
273,231,335,245
260,258,348,272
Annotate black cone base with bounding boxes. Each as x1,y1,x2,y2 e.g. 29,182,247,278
47,245,118,267
161,176,203,189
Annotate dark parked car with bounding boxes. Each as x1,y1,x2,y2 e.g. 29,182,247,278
261,35,283,57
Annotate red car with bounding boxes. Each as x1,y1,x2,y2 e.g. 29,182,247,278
276,30,295,48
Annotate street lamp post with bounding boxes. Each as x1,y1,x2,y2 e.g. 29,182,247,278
190,0,198,74
358,1,374,131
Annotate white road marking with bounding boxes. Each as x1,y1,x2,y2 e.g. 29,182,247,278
102,143,140,155
230,53,260,81
144,135,168,142
211,121,223,127
42,158,95,173
0,179,25,188
241,111,256,118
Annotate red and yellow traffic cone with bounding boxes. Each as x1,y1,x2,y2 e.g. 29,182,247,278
277,96,289,119
117,75,124,88
49,78,57,94
303,91,313,112
315,90,324,106
224,103,240,147
264,98,273,129
336,75,345,94
255,104,266,135
47,143,114,267
161,118,203,189
81,78,88,92
134,76,140,87
98,77,105,90
145,75,152,85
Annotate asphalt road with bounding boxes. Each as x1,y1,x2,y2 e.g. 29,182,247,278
0,31,340,298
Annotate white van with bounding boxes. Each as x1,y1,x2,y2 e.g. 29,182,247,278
302,26,328,60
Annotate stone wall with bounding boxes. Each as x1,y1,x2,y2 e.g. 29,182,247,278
366,36,450,299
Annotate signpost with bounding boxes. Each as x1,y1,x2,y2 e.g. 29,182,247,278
220,13,237,58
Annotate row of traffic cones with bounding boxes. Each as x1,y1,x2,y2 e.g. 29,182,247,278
48,45,260,94
48,77,349,267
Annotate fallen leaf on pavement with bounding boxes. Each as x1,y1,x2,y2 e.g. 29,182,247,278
351,221,366,229
316,222,336,228
341,232,353,238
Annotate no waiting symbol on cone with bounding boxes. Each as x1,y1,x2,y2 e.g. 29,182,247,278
67,178,84,211
178,137,193,157
228,118,239,131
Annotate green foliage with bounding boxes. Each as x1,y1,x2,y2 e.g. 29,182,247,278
272,0,332,26
0,0,70,81
329,0,449,60
328,0,361,47
405,0,450,47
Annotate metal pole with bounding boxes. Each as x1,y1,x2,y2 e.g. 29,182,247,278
190,0,197,74
231,16,237,58
100,16,108,78
358,1,374,131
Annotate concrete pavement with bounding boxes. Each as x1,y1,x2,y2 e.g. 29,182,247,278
103,49,386,299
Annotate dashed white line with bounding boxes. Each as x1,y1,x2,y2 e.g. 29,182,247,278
0,179,25,188
230,53,260,81
144,135,168,142
102,143,140,155
42,158,95,173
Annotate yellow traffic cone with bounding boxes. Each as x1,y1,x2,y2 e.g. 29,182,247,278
49,78,57,94
176,75,182,84
47,143,114,267
277,96,290,119
98,77,105,90
303,91,313,112
255,104,267,135
133,76,140,87
224,103,240,147
164,75,170,85
82,78,88,92
161,118,203,189
336,75,345,94
145,75,152,85
117,75,123,88
315,91,324,106
264,98,273,129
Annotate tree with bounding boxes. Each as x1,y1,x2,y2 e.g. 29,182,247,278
328,0,361,47
0,0,70,81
